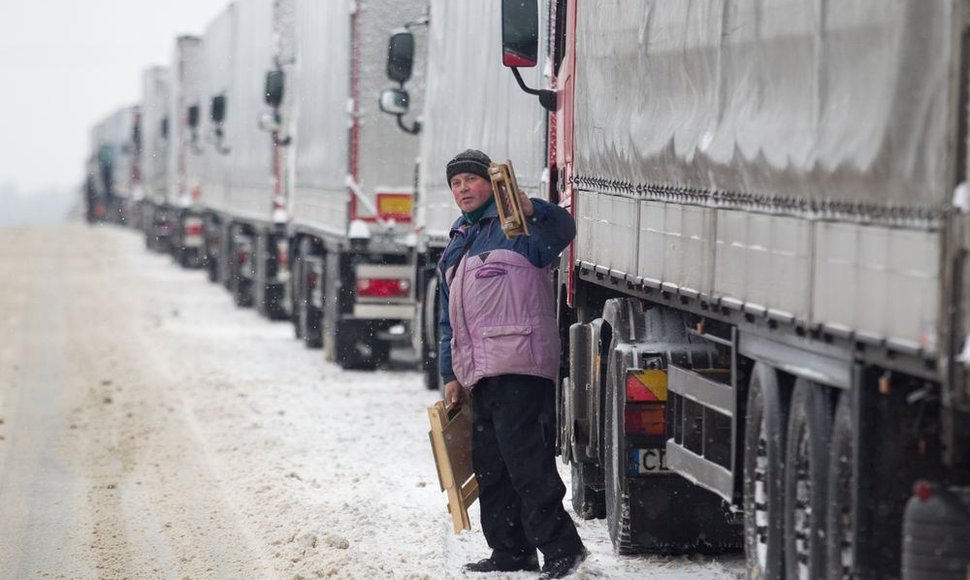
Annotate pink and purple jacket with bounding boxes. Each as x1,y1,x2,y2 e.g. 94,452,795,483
437,198,576,387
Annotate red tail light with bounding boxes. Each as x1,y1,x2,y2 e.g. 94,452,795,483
357,277,410,298
184,224,203,236
625,370,667,436
625,404,666,436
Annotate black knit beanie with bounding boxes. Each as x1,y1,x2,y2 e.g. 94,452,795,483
446,149,492,183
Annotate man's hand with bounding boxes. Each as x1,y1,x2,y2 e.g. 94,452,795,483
518,188,534,217
444,380,464,406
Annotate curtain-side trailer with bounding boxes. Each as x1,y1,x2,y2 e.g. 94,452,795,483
196,0,288,319
378,0,548,391
85,106,139,225
199,3,235,286
140,66,171,253
166,35,206,268
285,0,425,369
504,0,970,578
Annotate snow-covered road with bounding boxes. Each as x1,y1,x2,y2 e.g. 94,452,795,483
0,225,744,579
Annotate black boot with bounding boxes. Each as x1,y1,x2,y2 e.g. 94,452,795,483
540,549,588,579
463,553,540,573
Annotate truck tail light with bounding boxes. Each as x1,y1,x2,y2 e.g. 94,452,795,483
357,277,410,299
625,404,666,436
184,223,203,236
625,370,667,436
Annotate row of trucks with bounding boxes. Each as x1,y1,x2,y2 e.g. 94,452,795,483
119,0,427,366
86,0,970,577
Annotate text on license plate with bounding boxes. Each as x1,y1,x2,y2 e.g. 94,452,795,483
629,448,668,475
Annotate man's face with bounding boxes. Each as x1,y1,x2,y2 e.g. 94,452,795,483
450,172,492,213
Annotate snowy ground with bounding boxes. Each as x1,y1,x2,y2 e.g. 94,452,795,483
0,225,744,579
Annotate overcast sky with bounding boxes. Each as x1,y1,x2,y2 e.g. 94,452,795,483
0,0,228,196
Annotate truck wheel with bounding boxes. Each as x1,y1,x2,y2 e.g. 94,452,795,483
291,246,304,340
784,378,832,580
329,320,390,370
230,231,253,308
299,240,322,348
603,345,638,554
826,393,856,579
743,363,787,580
571,462,606,520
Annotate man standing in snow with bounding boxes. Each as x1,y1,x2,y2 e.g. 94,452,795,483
437,149,587,579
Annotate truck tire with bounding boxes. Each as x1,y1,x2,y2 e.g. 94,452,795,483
743,363,787,580
603,344,638,554
826,393,857,579
291,245,304,340
571,462,605,520
205,222,220,283
331,320,390,370
784,378,832,580
229,229,253,308
298,240,322,348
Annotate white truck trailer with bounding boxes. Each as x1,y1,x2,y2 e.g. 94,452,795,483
165,35,206,268
284,0,426,369
85,105,140,225
199,3,234,285
502,0,970,578
196,0,288,319
139,66,171,252
378,0,547,390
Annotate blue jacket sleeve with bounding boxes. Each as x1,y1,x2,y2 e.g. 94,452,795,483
524,198,576,268
437,265,457,384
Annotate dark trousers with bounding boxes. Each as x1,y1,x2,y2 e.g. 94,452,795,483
471,374,584,563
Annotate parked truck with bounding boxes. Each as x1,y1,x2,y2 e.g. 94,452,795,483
284,0,425,368
378,0,548,391
197,0,289,319
502,0,970,578
85,105,140,225
140,65,172,252
165,35,206,268
199,4,234,285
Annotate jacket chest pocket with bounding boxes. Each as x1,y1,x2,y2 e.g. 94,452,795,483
481,324,536,374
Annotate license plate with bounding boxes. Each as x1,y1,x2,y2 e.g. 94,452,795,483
629,448,668,475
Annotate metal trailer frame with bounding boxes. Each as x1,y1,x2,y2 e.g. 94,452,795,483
529,0,970,575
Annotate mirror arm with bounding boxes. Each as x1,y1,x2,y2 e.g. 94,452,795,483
274,132,292,146
511,67,555,112
396,114,421,135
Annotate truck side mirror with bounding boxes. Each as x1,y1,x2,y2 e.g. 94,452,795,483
500,0,554,111
160,117,169,140
264,70,284,108
387,30,415,83
210,94,227,124
187,104,200,129
379,88,420,135
379,87,410,116
501,0,539,67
